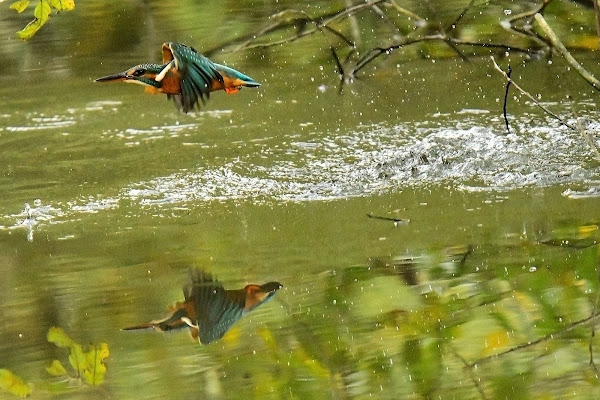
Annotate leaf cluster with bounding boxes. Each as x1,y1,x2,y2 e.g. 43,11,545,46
46,326,109,386
9,0,75,40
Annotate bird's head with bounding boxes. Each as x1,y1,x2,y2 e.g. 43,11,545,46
95,63,166,88
244,282,283,311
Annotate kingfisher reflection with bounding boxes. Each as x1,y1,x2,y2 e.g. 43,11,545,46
123,269,282,344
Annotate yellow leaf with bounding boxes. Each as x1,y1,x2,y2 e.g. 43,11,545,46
46,327,109,386
10,0,30,13
578,224,598,239
47,327,75,348
292,348,330,379
222,326,240,349
257,326,278,354
16,18,44,40
67,343,86,375
47,0,74,10
61,0,74,10
34,0,51,21
0,369,32,398
81,343,109,386
45,360,67,377
483,330,509,356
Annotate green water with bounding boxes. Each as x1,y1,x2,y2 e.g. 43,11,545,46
2,1,600,399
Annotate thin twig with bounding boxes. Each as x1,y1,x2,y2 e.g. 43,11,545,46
351,35,532,78
507,0,554,24
384,0,424,21
490,56,576,131
345,0,362,46
322,25,356,48
503,65,512,135
470,310,600,367
234,0,387,52
534,13,600,91
448,0,476,30
451,347,489,400
371,3,403,33
331,47,344,77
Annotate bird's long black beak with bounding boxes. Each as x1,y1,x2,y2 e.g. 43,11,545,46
95,71,129,82
243,81,261,88
260,282,283,293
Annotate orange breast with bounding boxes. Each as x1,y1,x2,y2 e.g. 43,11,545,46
211,76,243,93
158,71,182,95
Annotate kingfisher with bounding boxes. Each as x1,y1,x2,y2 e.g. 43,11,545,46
95,42,260,113
123,269,282,344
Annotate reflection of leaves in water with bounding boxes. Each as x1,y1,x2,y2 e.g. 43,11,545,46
294,236,600,397
541,223,600,248
0,369,32,398
46,327,109,386
404,338,442,398
189,227,600,398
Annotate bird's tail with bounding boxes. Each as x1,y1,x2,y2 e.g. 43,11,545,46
214,64,260,88
121,322,156,331
122,302,193,332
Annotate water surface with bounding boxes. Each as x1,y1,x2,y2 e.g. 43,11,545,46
1,1,600,399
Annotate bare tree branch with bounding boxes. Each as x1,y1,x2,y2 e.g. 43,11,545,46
490,56,576,131
470,310,600,367
534,13,600,91
451,347,489,400
503,65,512,135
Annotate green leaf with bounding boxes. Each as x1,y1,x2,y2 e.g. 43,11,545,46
47,327,75,348
16,0,52,40
34,0,51,21
45,360,67,377
403,338,442,397
10,0,30,13
0,369,32,398
47,0,74,10
67,343,86,375
81,343,109,386
46,327,109,387
16,18,44,40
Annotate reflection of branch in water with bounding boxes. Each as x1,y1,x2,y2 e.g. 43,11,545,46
451,346,490,400
366,213,410,226
590,256,600,372
469,311,600,367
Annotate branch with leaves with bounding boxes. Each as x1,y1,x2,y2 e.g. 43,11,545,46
9,0,75,40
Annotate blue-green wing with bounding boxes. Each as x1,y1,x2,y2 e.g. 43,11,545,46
162,42,223,113
183,269,246,344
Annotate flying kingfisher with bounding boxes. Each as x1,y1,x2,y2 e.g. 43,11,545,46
95,42,261,113
123,269,282,344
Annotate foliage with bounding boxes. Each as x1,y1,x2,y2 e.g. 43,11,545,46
0,369,32,398
9,0,75,40
46,326,109,386
210,223,600,399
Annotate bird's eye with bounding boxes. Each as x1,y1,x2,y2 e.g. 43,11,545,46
132,69,146,77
